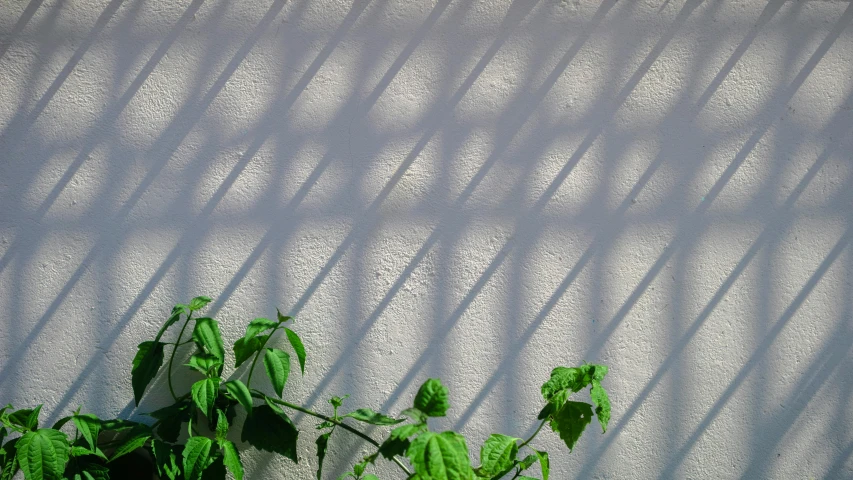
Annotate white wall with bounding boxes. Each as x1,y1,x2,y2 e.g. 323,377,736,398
1,0,852,478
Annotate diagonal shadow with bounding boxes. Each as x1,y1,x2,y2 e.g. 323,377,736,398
738,321,853,479
293,0,617,415
206,0,454,315
576,99,853,478
658,225,853,478
330,0,697,424
0,0,125,154
0,0,45,61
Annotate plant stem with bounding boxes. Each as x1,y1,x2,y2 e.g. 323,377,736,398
519,418,548,449
166,312,193,401
246,325,277,388
257,393,413,476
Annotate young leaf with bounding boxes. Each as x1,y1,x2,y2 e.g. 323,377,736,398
183,436,213,480
131,341,165,405
414,378,450,417
315,431,331,480
72,414,101,451
590,381,611,433
15,429,70,480
343,409,404,426
215,409,228,444
276,308,291,324
407,431,474,480
193,318,225,362
24,405,42,431
7,405,41,431
329,395,349,409
189,296,212,312
548,401,593,452
244,318,277,339
284,328,306,375
379,422,427,460
400,407,428,423
221,440,243,480
541,367,584,407
263,348,291,398
241,404,298,463
192,378,221,419
534,449,549,480
188,353,223,377
478,434,520,477
224,380,253,415
109,424,152,461
232,337,262,368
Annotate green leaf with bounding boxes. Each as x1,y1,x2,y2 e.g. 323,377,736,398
7,405,42,431
245,318,277,339
183,436,213,480
152,439,182,480
188,353,223,377
534,449,549,480
232,337,262,369
401,408,428,423
315,431,331,480
0,438,19,480
379,422,427,459
414,379,450,417
408,431,474,480
477,434,519,477
221,440,243,480
224,380,253,415
276,309,291,324
343,409,404,426
192,318,225,363
284,328,306,375
192,378,221,419
549,401,593,452
147,399,191,443
189,296,212,312
15,429,70,480
213,409,229,444
80,462,109,480
329,395,349,409
590,381,611,433
50,416,71,431
99,418,142,433
516,453,537,471
241,404,298,463
109,424,152,461
131,341,165,406
541,367,584,407
263,348,291,398
362,475,380,480
72,414,100,452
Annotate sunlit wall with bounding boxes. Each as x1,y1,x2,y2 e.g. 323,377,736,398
1,0,852,478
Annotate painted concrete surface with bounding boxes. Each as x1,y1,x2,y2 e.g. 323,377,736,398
1,0,852,478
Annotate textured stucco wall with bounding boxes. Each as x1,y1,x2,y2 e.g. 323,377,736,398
1,0,852,478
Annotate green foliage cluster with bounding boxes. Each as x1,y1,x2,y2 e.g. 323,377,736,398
0,297,611,480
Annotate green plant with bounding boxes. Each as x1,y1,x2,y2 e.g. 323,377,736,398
0,297,611,480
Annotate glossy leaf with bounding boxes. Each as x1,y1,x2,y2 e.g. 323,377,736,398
192,378,221,419
478,434,519,477
72,414,101,451
549,401,593,452
244,318,276,340
414,379,450,417
109,424,151,461
192,318,225,362
183,436,213,480
221,440,243,480
189,296,212,312
343,408,404,426
131,341,165,405
263,348,291,398
232,337,262,369
315,431,331,480
241,404,298,463
15,429,70,480
284,328,306,375
224,380,253,415
590,381,611,433
407,431,474,480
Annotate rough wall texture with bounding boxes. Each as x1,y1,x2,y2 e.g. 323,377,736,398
1,0,852,478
